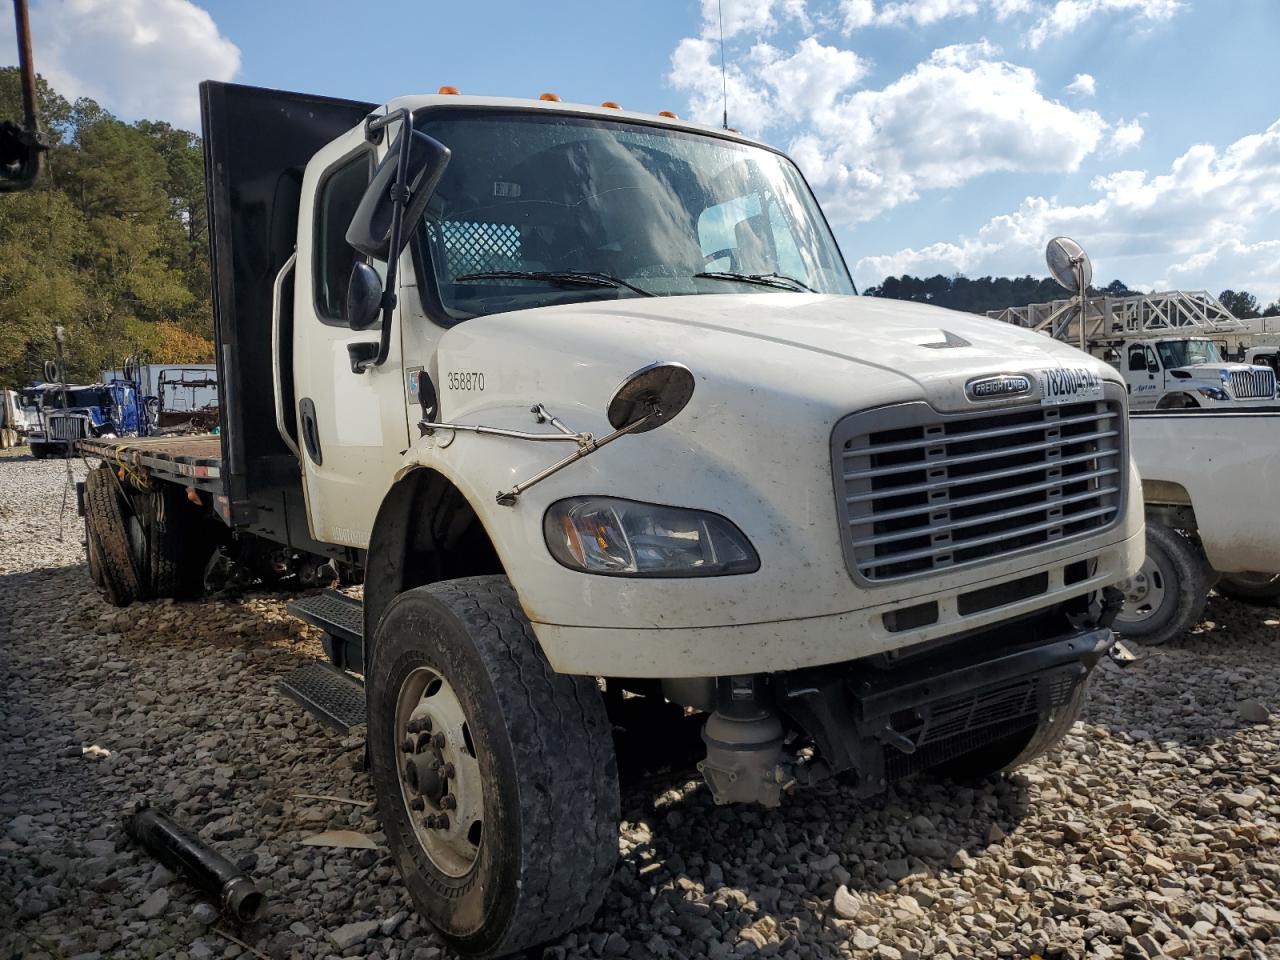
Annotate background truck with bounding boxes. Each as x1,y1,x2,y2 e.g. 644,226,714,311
1113,408,1280,644
989,290,1277,409
1118,336,1276,409
29,375,152,458
79,82,1143,957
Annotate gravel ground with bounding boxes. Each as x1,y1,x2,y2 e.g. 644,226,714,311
2,453,1278,960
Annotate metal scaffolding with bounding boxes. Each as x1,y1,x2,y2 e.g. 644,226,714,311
987,290,1244,345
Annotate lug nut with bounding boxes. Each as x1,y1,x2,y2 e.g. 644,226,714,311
409,796,424,811
440,794,457,810
442,763,456,779
401,737,414,753
432,732,447,749
436,813,450,829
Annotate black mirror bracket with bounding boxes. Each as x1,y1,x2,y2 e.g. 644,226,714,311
358,109,411,372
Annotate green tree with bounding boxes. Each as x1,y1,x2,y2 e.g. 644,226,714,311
1217,289,1260,319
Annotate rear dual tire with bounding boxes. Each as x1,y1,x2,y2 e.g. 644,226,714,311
367,576,619,958
1216,571,1280,605
83,466,214,606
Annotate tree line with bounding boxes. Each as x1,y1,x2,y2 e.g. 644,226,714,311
0,69,214,387
864,273,1280,319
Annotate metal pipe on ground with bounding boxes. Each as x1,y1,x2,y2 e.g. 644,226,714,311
124,804,265,923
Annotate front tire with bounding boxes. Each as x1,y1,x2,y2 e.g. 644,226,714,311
367,576,619,958
1113,521,1211,645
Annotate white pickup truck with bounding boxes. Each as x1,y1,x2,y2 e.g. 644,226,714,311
1115,408,1280,644
79,83,1144,956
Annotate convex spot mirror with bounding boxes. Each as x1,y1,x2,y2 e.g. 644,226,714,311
346,128,450,262
345,261,383,331
1046,236,1092,294
606,362,696,433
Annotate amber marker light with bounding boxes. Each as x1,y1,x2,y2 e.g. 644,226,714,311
539,92,561,101
601,101,621,109
438,85,460,95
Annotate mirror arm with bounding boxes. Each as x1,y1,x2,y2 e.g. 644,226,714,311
354,108,413,373
495,411,656,506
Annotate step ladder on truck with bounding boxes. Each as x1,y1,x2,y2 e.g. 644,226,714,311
990,238,1280,646
78,87,1145,956
988,269,1277,410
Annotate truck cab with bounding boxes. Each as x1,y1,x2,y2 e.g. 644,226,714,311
1120,336,1277,409
31,380,149,457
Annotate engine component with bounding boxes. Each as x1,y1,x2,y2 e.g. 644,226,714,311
698,676,786,807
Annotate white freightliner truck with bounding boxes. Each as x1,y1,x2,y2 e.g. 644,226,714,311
79,83,1143,956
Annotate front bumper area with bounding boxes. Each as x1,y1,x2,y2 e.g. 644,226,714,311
779,625,1113,797
530,526,1142,678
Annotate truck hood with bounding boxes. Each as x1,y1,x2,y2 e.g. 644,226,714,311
1173,362,1263,378
470,293,1118,413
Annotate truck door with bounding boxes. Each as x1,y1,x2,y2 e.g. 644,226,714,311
1127,345,1155,408
292,133,413,547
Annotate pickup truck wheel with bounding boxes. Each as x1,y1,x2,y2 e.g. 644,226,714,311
932,678,1087,781
367,576,619,958
1113,521,1210,645
83,465,142,606
1216,571,1280,605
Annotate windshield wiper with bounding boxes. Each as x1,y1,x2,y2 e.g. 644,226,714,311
694,271,813,292
453,270,654,297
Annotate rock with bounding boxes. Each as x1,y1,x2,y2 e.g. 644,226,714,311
137,888,169,920
191,902,219,925
1143,854,1175,876
833,885,862,921
1237,698,1271,723
326,919,381,950
850,929,879,951
1244,905,1280,925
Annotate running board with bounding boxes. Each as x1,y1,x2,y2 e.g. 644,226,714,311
278,662,366,733
287,589,364,672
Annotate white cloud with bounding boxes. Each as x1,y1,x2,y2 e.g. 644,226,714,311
786,42,1107,221
0,0,240,129
671,33,1109,220
1065,72,1096,97
1109,117,1144,153
1028,0,1184,48
699,0,809,38
854,119,1280,299
876,0,982,26
839,0,876,31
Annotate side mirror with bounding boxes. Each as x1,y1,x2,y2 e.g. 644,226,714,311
345,261,383,331
346,129,451,261
1147,361,1161,374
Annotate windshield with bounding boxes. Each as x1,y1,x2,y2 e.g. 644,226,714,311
414,110,854,320
50,388,110,408
1156,339,1223,368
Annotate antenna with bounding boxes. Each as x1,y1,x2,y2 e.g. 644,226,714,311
718,0,728,129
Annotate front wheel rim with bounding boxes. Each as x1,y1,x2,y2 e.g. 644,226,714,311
394,666,485,877
1114,554,1169,625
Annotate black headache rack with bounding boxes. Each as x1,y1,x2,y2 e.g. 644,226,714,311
199,81,375,556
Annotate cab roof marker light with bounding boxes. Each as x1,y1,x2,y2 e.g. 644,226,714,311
658,110,679,119
601,101,621,109
539,92,561,102
438,85,460,95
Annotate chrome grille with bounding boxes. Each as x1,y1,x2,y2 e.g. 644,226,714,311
832,395,1125,582
1229,368,1276,399
47,415,87,441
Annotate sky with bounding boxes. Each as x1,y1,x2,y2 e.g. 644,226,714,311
4,0,1279,299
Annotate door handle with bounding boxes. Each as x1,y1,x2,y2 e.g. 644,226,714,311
299,397,322,465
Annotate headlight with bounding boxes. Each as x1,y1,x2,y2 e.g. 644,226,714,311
1197,387,1231,401
544,497,759,577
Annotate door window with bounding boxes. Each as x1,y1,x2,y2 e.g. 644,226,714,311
314,152,372,324
1127,348,1146,372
